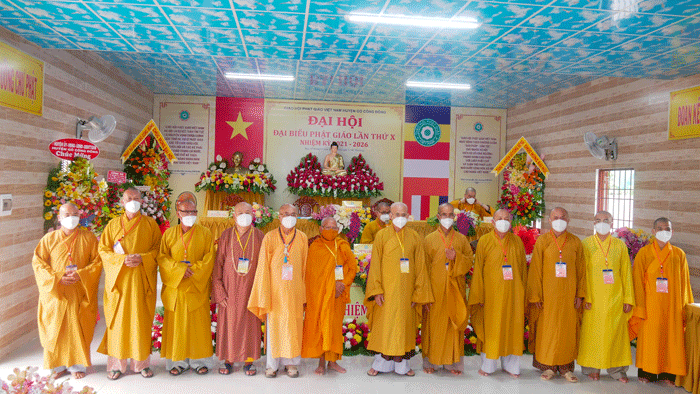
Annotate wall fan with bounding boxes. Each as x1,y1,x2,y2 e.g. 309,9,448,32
584,132,617,160
76,115,117,143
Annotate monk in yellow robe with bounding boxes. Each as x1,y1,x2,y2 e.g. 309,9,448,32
527,207,586,383
631,217,693,385
450,187,492,219
421,203,473,375
578,211,634,383
158,200,215,375
32,203,102,379
248,204,308,378
359,201,390,244
98,187,161,380
302,217,358,374
468,209,527,378
364,202,433,377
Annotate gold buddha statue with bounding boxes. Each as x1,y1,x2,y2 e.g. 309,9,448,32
225,151,248,176
322,142,346,176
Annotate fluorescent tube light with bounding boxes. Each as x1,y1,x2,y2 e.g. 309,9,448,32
347,13,479,29
406,81,472,90
225,73,294,81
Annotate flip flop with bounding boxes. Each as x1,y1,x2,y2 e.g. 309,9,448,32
564,372,579,383
140,367,154,378
265,368,277,378
107,370,122,380
220,363,233,375
541,369,555,381
243,364,256,376
170,366,187,376
285,366,299,378
195,366,209,375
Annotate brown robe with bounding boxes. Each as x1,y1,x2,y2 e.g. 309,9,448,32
212,226,264,362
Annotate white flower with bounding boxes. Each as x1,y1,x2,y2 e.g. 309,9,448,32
249,165,255,170
254,158,261,163
209,165,216,171
258,165,265,171
220,162,227,169
216,154,222,161
345,332,353,339
344,341,351,349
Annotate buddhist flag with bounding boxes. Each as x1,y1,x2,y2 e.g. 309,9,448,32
403,105,451,220
215,97,264,163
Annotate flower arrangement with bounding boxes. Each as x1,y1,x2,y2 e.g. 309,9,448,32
426,211,480,237
353,251,371,292
342,318,370,355
513,225,541,256
311,205,373,244
464,324,478,355
286,153,383,199
1,367,96,393
195,156,277,195
614,227,652,262
228,202,277,228
43,158,109,234
498,153,546,226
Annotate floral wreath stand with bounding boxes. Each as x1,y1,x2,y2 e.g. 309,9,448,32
204,190,265,215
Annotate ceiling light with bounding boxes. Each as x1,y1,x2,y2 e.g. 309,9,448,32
406,81,472,90
225,73,294,81
347,13,479,29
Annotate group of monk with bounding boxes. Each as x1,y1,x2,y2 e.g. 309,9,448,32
32,186,693,387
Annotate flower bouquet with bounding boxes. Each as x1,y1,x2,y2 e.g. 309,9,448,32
342,318,370,355
195,156,277,195
614,227,652,263
227,202,277,228
1,367,96,393
311,204,372,244
497,153,546,226
426,211,480,237
464,324,478,355
353,251,371,292
286,153,383,199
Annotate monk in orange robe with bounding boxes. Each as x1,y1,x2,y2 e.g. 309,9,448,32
302,217,358,374
248,204,308,378
631,217,694,385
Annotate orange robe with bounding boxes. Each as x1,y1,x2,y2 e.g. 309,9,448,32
301,236,358,360
526,231,586,366
360,219,387,244
449,200,492,219
247,227,308,359
631,242,694,375
364,226,434,357
421,228,473,366
32,228,102,369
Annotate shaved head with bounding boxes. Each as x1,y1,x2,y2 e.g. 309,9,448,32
493,209,513,222
280,203,298,216
234,201,252,214
549,207,569,221
176,191,197,207
321,216,337,228
59,202,79,217
437,203,454,216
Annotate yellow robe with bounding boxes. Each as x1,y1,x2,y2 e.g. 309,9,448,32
32,228,102,369
526,231,586,366
97,213,161,361
577,235,634,369
422,228,473,366
158,224,215,361
359,219,387,244
467,231,527,359
247,227,308,359
363,226,434,357
632,242,693,375
449,200,491,219
301,236,358,360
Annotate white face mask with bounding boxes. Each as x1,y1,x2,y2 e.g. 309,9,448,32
466,198,476,205
379,214,390,223
655,230,672,243
181,215,197,227
236,213,253,227
392,217,408,229
551,219,568,233
281,216,297,229
124,200,141,213
495,219,511,233
440,218,454,229
594,222,611,235
60,216,80,230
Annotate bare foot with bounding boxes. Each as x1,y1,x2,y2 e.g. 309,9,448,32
52,370,69,379
660,379,675,387
366,368,379,376
314,365,326,375
638,377,650,383
405,369,415,376
588,373,600,381
618,377,629,383
71,371,86,379
478,369,489,377
423,367,435,374
327,362,346,374
449,369,463,376
504,370,520,379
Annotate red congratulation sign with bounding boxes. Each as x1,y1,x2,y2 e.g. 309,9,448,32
49,138,99,160
107,170,127,184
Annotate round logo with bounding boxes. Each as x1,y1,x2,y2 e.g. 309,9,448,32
474,122,483,132
179,110,190,121
414,119,441,147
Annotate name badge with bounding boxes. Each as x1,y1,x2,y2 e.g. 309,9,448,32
555,262,567,278
237,258,250,274
502,265,513,280
335,265,344,280
113,240,125,255
65,264,77,273
282,264,293,281
656,278,669,293
603,269,614,284
400,258,410,274
445,262,449,270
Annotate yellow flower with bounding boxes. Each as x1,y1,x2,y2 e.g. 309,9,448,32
44,190,52,198
469,337,477,344
348,323,356,330
353,334,362,342
51,176,58,181
53,200,60,205
44,212,53,220
44,200,52,207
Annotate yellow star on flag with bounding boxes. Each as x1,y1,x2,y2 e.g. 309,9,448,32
227,112,254,140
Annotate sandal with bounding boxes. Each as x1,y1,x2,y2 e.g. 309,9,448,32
285,365,299,378
564,371,579,383
243,363,256,376
405,369,415,376
52,369,70,379
540,369,555,381
107,370,122,380
265,368,277,378
140,367,154,378
170,366,187,376
195,366,209,375
219,363,233,375
367,368,379,376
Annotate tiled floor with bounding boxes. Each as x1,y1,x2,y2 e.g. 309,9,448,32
0,321,689,394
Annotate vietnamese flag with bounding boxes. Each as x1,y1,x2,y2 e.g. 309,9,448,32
215,97,264,163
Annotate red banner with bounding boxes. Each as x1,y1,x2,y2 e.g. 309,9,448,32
49,138,99,160
215,97,264,164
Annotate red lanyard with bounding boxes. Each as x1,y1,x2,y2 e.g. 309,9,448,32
278,228,297,262
180,226,195,260
438,228,454,250
551,231,567,262
61,230,79,264
119,214,142,242
494,233,509,264
594,235,612,267
652,242,672,278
